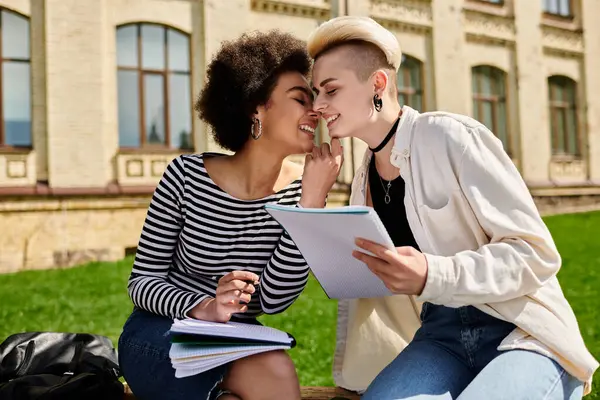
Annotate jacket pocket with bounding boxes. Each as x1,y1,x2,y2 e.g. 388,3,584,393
418,196,462,255
419,195,459,225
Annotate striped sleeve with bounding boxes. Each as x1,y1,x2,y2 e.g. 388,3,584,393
259,210,310,314
127,156,209,319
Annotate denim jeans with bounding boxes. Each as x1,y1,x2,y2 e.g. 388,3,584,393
118,308,241,400
362,303,584,400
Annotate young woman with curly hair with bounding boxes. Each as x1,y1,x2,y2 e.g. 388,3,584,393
117,30,343,400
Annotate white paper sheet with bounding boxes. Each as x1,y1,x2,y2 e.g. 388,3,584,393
265,204,395,299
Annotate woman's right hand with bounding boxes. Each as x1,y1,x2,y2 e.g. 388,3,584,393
299,138,344,208
188,271,259,323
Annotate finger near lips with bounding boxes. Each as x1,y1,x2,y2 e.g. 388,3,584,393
330,138,343,156
312,146,321,158
320,143,331,156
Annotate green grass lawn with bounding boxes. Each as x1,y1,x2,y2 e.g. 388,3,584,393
0,211,598,397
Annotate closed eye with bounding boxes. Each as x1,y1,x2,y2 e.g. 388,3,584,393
326,89,337,96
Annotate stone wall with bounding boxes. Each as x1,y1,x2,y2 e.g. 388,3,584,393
1,0,599,273
0,187,350,273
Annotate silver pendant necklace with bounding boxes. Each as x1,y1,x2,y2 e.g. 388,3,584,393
378,175,392,204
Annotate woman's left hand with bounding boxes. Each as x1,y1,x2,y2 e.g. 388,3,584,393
299,139,343,208
352,238,428,296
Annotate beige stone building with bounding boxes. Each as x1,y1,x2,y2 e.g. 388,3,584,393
0,0,599,273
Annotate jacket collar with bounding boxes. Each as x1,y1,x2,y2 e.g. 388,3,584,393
390,105,419,168
353,105,420,203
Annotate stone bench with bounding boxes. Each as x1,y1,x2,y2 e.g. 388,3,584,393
123,383,360,399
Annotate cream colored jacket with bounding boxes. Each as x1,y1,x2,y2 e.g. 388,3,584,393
333,106,598,395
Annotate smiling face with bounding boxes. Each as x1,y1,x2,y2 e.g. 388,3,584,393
312,60,372,139
257,71,318,154
311,43,397,140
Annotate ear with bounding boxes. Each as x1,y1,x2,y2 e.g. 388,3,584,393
253,106,265,123
372,69,390,97
254,99,272,122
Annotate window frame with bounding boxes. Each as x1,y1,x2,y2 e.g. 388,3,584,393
469,0,504,5
0,7,32,150
471,65,511,156
116,22,194,151
397,54,424,112
542,0,573,18
547,75,580,158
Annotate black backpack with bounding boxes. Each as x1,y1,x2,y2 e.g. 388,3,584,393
0,332,124,400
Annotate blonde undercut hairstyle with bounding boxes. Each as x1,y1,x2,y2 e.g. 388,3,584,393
307,16,403,85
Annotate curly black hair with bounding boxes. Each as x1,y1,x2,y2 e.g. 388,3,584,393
195,30,311,152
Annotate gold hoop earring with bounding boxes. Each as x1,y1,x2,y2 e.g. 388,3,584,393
251,118,262,140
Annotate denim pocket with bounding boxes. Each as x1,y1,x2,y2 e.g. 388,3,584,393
420,302,430,322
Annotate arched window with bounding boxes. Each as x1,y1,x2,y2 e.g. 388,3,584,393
1,8,31,148
116,23,192,150
548,75,579,157
471,65,510,155
397,55,423,112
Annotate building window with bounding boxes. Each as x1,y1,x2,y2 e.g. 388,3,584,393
0,8,31,148
548,75,579,157
542,0,571,17
116,23,192,150
397,55,423,112
471,65,510,156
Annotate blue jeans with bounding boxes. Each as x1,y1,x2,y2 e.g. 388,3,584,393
118,308,248,400
362,303,584,400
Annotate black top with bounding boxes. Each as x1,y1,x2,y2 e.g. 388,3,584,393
368,154,420,250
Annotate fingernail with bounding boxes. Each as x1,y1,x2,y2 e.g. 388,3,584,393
355,238,363,245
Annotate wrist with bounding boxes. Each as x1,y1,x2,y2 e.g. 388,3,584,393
188,297,215,320
299,195,326,208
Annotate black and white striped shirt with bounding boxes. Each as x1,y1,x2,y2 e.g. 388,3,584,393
127,153,309,320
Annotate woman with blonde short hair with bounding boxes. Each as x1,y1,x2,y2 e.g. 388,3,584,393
306,15,597,400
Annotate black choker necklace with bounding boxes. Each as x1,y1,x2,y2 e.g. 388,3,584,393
369,117,400,153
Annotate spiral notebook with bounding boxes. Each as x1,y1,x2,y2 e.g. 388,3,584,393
169,318,295,378
264,204,395,299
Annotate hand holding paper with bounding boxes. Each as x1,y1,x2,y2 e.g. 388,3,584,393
264,204,396,299
352,238,428,296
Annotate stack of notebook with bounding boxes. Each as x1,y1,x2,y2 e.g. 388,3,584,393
169,318,296,378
